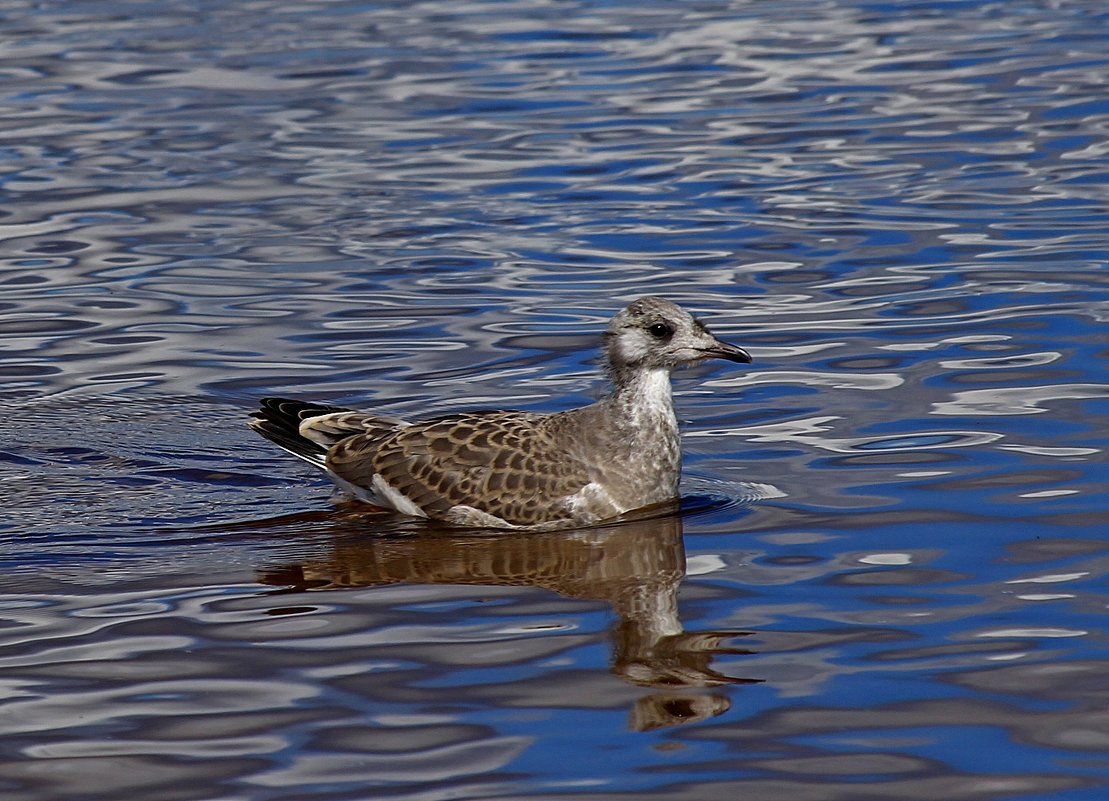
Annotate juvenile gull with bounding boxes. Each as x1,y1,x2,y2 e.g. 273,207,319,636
250,297,752,529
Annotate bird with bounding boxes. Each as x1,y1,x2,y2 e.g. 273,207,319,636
249,296,752,530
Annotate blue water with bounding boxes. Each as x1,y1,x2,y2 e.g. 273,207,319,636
1,0,1107,799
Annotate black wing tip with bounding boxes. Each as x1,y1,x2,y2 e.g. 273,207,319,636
249,397,350,466
253,397,350,422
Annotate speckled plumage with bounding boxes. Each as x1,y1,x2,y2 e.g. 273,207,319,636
249,297,752,529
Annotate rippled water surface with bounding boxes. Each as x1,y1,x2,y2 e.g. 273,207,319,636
2,1,1107,799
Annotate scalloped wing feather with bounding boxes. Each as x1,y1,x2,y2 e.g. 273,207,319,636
326,411,596,527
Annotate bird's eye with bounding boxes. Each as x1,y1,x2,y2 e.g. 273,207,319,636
648,322,673,339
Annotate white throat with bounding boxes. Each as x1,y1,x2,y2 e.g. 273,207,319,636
620,368,674,423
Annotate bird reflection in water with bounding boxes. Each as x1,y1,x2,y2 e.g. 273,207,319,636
255,503,760,731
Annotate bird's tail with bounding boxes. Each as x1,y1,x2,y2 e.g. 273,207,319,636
249,397,351,469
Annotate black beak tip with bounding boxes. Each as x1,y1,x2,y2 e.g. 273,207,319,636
707,344,753,364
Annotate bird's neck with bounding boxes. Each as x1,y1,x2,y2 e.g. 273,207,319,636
608,367,676,429
598,366,682,504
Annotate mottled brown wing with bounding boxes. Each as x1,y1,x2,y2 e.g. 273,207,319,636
299,411,406,447
327,411,593,526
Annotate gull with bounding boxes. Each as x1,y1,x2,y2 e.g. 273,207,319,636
250,296,752,529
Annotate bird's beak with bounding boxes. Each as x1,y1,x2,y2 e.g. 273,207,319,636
700,339,753,364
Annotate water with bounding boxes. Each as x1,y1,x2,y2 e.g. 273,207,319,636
1,0,1107,798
